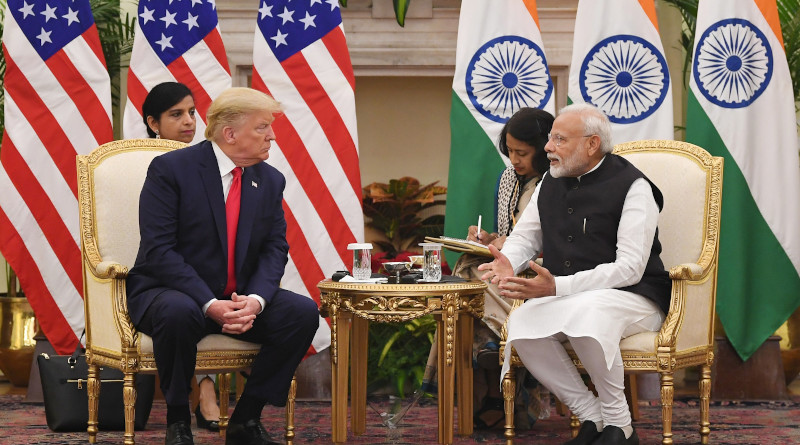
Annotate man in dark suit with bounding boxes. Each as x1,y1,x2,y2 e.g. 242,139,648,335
127,87,319,445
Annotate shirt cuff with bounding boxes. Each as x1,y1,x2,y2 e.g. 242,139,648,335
202,298,217,315
553,276,570,296
247,294,266,314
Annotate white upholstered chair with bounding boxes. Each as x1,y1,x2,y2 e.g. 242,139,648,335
500,140,724,445
77,139,297,445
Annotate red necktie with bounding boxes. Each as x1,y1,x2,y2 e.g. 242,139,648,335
224,167,242,296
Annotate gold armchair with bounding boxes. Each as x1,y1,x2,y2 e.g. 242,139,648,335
500,140,724,445
77,139,296,445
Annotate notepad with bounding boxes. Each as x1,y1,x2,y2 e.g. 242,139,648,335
424,236,491,257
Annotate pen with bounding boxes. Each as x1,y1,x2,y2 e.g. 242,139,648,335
583,218,586,234
477,215,482,241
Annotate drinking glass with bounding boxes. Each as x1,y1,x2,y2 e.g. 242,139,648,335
347,243,373,280
419,243,443,282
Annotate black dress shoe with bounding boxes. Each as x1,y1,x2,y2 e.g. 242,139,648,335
165,421,194,445
564,420,602,445
225,419,280,445
195,405,220,432
593,425,639,445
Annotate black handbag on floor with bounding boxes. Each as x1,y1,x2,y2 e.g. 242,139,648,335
37,345,156,432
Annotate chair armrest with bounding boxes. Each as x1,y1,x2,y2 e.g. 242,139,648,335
668,263,704,281
94,261,129,279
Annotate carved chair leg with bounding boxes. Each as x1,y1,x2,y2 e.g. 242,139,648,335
570,414,580,438
555,396,569,417
87,364,99,444
659,370,674,445
502,370,516,445
123,372,137,445
699,364,711,444
219,373,230,437
285,376,297,445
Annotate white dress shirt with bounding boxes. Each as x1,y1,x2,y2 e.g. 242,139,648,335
202,142,266,315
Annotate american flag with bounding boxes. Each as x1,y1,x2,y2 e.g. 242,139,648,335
252,0,363,353
0,0,112,354
123,0,231,142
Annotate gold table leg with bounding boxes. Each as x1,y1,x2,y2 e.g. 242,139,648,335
351,316,369,436
436,294,457,445
456,313,473,436
331,312,352,444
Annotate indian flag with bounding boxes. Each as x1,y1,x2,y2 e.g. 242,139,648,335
444,0,554,263
687,0,800,360
567,0,673,145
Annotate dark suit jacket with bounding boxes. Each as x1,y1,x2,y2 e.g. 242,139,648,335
126,140,288,325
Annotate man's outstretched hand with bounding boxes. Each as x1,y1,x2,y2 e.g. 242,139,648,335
477,245,515,284
497,260,556,300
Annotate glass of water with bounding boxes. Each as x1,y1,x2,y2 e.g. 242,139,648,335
419,243,443,282
347,243,373,280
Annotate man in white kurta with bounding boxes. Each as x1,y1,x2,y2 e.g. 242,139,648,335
479,104,670,445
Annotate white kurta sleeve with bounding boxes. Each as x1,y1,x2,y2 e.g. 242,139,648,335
500,178,544,274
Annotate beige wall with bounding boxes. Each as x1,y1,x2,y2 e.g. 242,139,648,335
355,77,453,187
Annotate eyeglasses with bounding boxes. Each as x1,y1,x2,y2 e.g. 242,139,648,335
547,133,594,147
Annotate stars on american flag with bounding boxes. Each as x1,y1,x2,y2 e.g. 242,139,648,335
11,0,93,58
137,0,220,64
258,0,341,62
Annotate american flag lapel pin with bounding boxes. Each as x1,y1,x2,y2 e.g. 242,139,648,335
252,181,258,188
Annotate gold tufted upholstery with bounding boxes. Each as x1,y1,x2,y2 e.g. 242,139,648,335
499,140,723,445
77,139,296,445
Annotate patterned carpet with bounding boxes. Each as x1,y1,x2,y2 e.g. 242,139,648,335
1,394,800,444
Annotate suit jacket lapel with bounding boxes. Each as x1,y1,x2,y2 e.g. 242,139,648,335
198,142,227,253
236,166,260,272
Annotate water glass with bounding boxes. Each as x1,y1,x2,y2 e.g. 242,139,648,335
347,243,373,281
419,243,443,282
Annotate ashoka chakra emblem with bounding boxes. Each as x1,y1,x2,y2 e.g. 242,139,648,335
579,35,670,124
693,18,773,108
466,36,553,123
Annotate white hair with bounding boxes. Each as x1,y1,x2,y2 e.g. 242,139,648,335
558,103,613,154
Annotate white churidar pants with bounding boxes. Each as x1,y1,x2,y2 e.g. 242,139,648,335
502,289,664,427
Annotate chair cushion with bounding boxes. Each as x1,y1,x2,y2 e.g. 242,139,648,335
563,331,656,354
139,333,262,354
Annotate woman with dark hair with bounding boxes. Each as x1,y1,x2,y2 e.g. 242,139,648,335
142,82,196,143
424,107,554,431
142,82,220,432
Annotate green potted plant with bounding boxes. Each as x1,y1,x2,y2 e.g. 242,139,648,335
362,176,447,260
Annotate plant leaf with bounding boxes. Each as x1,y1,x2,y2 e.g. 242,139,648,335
393,0,411,27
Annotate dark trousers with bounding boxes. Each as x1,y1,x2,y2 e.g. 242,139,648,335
137,288,319,408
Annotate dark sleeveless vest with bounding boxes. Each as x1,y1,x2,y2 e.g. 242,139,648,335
537,154,671,314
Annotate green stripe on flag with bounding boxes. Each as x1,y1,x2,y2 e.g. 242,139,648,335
687,90,800,361
444,91,505,266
